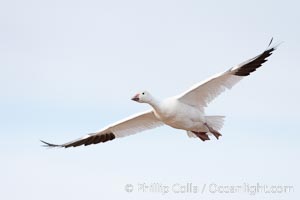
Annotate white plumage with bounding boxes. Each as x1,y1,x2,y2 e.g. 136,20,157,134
102,110,163,138
41,39,277,148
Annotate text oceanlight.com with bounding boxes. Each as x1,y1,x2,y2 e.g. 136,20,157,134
124,182,294,195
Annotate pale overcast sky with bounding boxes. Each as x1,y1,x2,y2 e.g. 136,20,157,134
1,0,299,200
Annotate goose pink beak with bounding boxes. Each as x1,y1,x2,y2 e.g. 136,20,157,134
131,94,140,102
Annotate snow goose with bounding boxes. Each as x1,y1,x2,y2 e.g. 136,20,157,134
41,39,277,148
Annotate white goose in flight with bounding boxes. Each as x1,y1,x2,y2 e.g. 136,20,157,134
41,39,277,148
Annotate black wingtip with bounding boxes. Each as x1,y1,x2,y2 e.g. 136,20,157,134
40,140,61,148
233,39,278,77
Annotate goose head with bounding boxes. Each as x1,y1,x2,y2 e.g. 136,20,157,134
131,90,153,103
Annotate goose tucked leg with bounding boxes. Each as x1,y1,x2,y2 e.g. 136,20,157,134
192,131,210,141
204,123,222,139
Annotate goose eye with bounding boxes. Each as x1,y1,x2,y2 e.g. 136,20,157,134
142,92,145,95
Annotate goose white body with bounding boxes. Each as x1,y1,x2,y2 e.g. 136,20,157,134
152,97,205,131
